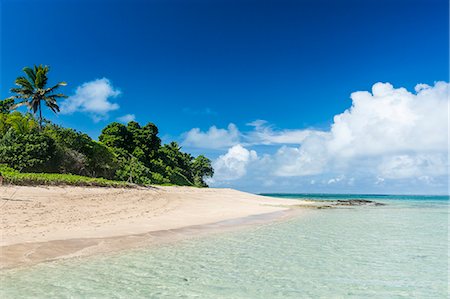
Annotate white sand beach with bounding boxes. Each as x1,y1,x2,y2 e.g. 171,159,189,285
0,186,306,268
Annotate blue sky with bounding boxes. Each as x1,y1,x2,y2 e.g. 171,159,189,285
1,0,448,194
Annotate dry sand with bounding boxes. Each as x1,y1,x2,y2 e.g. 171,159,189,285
0,185,307,268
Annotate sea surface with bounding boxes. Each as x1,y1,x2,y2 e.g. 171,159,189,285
1,194,448,298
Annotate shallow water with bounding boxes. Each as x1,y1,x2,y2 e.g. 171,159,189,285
1,195,448,298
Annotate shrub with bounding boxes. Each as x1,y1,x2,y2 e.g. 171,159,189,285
0,164,131,187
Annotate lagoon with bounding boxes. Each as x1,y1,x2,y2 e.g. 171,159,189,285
1,194,448,298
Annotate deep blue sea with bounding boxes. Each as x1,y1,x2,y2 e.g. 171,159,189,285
1,194,448,298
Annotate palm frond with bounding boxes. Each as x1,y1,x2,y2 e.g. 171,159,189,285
48,93,68,99
44,96,58,104
34,65,49,88
14,76,34,91
10,88,33,98
22,67,36,86
44,98,60,113
11,101,32,110
45,81,67,94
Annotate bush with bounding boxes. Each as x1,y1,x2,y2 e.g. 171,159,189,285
115,155,153,185
0,129,57,172
0,164,131,187
45,124,118,178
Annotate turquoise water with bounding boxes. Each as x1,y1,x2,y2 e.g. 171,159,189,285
1,194,448,298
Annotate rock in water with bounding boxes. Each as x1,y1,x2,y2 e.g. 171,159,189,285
334,199,385,206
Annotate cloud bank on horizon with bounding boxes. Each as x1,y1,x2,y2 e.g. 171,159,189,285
183,82,449,194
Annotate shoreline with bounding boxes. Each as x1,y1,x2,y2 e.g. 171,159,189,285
1,209,303,270
0,186,310,269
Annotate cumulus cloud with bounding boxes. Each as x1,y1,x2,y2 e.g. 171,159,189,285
207,82,448,192
60,78,121,122
271,81,448,178
326,81,448,157
117,114,136,123
272,133,330,176
183,123,240,149
211,144,258,181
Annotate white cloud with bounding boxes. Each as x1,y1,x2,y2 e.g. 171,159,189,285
246,120,325,145
271,81,449,178
246,119,267,127
272,133,330,176
60,78,121,122
211,144,257,181
204,82,448,193
378,154,448,179
181,121,324,148
117,114,136,123
326,81,448,157
183,123,240,149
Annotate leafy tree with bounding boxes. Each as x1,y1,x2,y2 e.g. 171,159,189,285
0,98,14,114
87,141,118,179
45,124,118,178
54,147,88,176
99,122,132,152
0,129,56,172
156,142,200,185
0,112,37,135
140,122,161,154
0,113,6,135
115,155,153,185
127,121,161,162
0,112,55,172
159,142,191,168
192,155,214,187
8,65,67,130
100,121,165,184
5,112,37,134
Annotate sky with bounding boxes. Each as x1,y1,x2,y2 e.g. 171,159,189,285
1,0,448,194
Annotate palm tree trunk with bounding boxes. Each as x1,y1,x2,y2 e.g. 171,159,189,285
39,101,42,131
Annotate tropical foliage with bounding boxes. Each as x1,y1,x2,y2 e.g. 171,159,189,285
7,65,67,130
0,165,130,187
0,66,214,187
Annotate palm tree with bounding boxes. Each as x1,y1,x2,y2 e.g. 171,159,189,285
9,65,67,130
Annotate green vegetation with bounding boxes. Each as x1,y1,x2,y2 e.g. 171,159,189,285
8,65,67,130
0,65,214,187
0,165,130,187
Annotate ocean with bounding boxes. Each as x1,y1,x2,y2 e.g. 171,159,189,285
1,194,448,298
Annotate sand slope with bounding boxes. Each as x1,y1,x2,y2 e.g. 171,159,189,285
0,186,303,268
